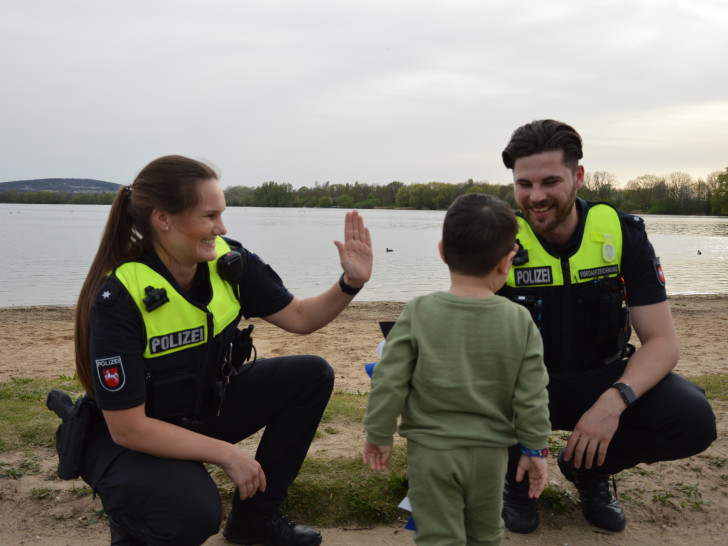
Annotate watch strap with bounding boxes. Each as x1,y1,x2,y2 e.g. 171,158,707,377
338,273,362,295
611,382,637,408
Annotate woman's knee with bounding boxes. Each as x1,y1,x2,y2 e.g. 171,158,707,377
147,501,221,546
289,355,335,398
312,355,335,390
99,456,222,546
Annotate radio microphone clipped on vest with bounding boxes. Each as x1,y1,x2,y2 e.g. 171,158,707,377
218,251,244,283
143,286,169,312
513,242,529,266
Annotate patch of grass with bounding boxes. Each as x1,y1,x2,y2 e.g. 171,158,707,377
676,482,705,511
707,457,727,469
0,376,84,453
320,391,368,424
627,466,656,477
653,490,675,505
282,445,409,527
69,483,94,498
687,374,728,401
539,484,574,514
84,508,107,526
29,486,55,501
548,432,568,454
0,452,42,478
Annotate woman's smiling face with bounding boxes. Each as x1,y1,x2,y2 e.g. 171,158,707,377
165,178,227,267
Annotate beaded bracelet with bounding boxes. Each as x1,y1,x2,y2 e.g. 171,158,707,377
520,445,549,458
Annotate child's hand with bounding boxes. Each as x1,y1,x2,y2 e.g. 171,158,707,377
515,454,548,498
362,442,392,471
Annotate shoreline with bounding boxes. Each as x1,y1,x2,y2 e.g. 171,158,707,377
1,295,727,388
1,292,727,311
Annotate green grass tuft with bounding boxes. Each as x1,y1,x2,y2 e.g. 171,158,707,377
319,390,368,424
0,376,84,453
283,446,409,526
687,375,728,401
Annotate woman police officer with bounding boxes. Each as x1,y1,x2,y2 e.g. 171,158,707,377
73,155,373,545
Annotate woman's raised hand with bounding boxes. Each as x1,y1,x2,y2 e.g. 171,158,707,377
334,210,373,288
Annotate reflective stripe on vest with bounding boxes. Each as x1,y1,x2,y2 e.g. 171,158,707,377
507,204,623,288
114,237,241,358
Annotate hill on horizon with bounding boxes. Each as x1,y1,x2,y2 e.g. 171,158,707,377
0,178,121,194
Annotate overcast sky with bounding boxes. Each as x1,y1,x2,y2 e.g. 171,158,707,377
1,0,727,189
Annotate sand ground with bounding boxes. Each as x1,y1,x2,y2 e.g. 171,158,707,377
1,295,727,544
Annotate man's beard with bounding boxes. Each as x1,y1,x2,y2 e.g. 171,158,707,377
526,185,577,237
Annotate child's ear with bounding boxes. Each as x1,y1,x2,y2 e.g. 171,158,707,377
499,247,517,275
438,240,447,264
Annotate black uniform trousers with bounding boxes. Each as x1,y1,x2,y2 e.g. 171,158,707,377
91,355,335,546
508,359,717,477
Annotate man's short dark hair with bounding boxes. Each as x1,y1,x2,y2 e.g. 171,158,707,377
502,119,583,173
442,193,518,276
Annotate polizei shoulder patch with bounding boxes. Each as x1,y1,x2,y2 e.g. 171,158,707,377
514,266,553,286
654,257,666,287
96,356,126,392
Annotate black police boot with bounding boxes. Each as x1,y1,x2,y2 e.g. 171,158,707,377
223,509,322,546
557,448,626,532
108,516,146,546
502,470,540,534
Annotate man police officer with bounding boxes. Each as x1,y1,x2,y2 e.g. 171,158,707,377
498,119,716,533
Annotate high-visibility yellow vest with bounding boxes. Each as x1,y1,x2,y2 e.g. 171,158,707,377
114,237,241,359
507,204,622,288
503,204,630,372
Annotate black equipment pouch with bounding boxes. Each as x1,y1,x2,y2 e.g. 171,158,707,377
46,390,96,480
214,325,257,416
145,372,199,420
231,324,256,371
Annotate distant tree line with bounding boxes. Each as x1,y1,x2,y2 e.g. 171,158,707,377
223,180,515,210
579,169,728,215
224,168,728,215
2,168,727,215
0,190,116,205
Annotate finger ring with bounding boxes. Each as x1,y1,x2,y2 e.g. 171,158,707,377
247,484,254,489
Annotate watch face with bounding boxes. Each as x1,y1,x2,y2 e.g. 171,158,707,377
614,382,636,406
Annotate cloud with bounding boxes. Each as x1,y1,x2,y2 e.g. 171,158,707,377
1,0,726,187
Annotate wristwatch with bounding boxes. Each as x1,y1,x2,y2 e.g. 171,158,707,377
611,382,637,408
338,273,362,295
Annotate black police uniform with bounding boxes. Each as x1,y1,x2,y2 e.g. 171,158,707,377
500,199,716,474
80,238,334,546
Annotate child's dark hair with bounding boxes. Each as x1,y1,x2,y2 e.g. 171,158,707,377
442,193,518,276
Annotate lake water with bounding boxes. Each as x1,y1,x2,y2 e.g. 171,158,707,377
0,204,726,307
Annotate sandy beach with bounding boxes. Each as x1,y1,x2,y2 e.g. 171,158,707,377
1,296,727,544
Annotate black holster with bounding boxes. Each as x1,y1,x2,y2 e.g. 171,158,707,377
46,389,96,480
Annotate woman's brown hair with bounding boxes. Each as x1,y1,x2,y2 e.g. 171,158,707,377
74,155,218,396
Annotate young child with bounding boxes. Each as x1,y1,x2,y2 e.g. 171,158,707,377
362,193,550,545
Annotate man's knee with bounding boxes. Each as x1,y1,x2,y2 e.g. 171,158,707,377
681,390,717,453
652,374,717,457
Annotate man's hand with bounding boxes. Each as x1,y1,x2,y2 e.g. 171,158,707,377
563,388,624,469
